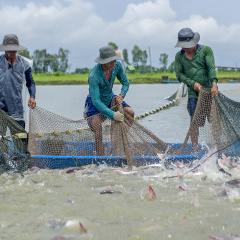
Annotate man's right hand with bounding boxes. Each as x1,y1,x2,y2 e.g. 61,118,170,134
113,111,124,122
194,82,202,92
28,97,36,108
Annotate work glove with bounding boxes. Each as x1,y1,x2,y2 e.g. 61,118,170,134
113,111,124,122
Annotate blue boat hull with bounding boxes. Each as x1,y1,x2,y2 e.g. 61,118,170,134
163,80,180,84
30,142,206,169
31,154,205,169
30,142,240,169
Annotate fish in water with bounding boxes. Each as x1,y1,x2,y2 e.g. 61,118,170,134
39,220,87,233
113,169,137,175
157,145,169,160
211,187,228,197
79,222,87,233
178,215,187,226
37,220,66,229
209,234,240,240
193,193,199,208
27,166,41,173
179,183,194,191
225,179,240,188
64,167,82,173
140,163,162,169
144,185,157,200
99,190,122,194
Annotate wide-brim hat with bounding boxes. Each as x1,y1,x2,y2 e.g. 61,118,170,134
0,34,27,51
95,45,122,64
175,28,200,48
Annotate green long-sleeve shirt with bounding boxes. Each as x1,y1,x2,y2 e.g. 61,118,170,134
175,45,218,99
88,60,130,119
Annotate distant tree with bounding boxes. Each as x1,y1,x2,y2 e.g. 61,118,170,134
31,47,70,73
132,45,141,68
167,61,175,73
132,45,148,68
58,48,70,73
108,42,118,50
32,49,49,73
48,53,59,72
141,50,148,66
159,53,168,72
18,50,31,59
122,49,129,69
123,49,129,65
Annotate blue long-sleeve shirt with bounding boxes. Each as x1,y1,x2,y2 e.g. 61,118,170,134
88,61,130,119
0,54,36,120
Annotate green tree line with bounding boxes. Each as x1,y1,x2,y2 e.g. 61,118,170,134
109,42,173,74
19,42,173,74
19,48,70,74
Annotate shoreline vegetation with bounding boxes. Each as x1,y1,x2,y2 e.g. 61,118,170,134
32,72,240,85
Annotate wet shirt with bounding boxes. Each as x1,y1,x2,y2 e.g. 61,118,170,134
0,54,36,120
175,45,218,99
88,61,130,119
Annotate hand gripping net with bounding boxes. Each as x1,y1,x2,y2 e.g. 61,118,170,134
0,109,30,174
28,89,240,170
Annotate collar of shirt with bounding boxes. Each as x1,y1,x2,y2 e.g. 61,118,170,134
180,44,202,56
99,63,117,83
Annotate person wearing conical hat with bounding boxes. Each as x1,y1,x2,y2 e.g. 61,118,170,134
84,45,134,156
0,34,36,130
174,28,218,154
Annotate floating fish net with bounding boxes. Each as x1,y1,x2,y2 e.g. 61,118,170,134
0,109,30,174
28,88,240,170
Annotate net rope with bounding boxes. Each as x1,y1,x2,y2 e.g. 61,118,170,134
135,83,187,120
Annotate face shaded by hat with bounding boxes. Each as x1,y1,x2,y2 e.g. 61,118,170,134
0,34,27,51
95,46,122,64
175,28,200,48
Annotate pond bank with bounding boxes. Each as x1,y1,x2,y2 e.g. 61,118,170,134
32,72,239,85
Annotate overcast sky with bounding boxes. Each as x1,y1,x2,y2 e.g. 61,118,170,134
0,0,240,72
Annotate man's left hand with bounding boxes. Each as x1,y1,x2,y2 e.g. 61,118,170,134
28,97,36,108
116,94,123,104
211,82,218,97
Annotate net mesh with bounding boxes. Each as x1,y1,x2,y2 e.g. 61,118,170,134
0,109,30,174
28,89,240,170
172,89,240,157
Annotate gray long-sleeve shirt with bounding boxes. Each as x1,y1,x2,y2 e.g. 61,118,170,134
0,54,36,120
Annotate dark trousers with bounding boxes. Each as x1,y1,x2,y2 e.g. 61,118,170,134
16,120,25,129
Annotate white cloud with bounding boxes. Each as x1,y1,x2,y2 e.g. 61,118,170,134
0,0,239,69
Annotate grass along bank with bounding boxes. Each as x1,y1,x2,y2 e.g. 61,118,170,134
32,71,240,85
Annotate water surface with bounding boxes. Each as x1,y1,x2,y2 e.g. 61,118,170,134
1,83,240,240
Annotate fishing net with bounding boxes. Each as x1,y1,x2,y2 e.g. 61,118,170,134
163,88,240,168
28,88,240,170
0,109,30,174
28,98,168,169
